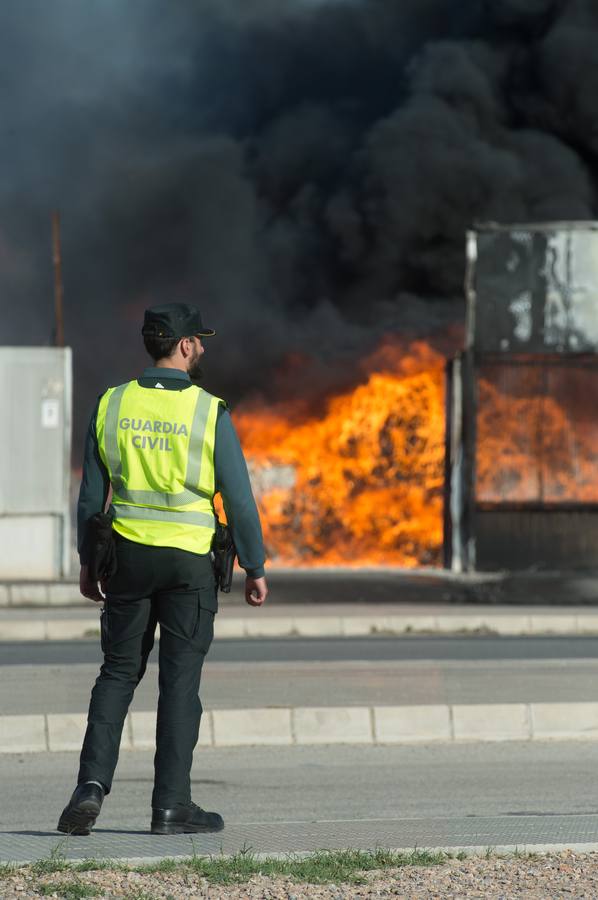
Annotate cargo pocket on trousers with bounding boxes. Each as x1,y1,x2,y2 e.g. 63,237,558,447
194,586,217,655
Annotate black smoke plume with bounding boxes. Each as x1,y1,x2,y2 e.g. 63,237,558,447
0,0,595,452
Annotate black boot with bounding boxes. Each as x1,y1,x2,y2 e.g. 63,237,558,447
151,801,224,834
57,783,105,836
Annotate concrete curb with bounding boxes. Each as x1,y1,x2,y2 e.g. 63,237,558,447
8,844,598,867
2,702,598,753
0,583,81,607
0,569,499,609
1,568,597,609
3,613,598,641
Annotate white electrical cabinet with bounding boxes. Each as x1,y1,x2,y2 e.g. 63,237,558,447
0,347,72,578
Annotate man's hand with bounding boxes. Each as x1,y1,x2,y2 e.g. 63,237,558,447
245,575,268,607
80,564,104,603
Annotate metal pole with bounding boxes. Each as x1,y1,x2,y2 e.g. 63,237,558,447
462,346,477,572
443,358,453,570
462,231,478,571
51,211,65,347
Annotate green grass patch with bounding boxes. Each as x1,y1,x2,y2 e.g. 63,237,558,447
22,848,450,888
511,847,542,860
181,847,449,885
134,857,180,875
71,858,120,873
16,845,548,893
30,844,72,876
0,863,17,879
38,880,101,899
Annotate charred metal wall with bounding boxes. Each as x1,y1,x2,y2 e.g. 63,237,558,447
475,508,598,571
446,222,598,572
469,224,598,355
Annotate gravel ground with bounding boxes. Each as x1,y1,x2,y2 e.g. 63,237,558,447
3,852,598,899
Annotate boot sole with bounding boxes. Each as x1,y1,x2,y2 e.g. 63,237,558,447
57,800,102,836
151,821,224,835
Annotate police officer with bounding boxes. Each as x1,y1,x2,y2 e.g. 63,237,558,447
58,302,267,835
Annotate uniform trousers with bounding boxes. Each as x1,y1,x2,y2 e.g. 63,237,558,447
77,533,217,808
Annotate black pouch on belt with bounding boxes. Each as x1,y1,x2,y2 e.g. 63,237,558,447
86,512,118,583
211,522,236,593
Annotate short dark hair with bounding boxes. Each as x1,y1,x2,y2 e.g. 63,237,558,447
143,334,180,362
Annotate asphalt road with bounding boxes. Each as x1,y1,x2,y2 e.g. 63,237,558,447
2,635,598,666
8,741,598,823
2,634,598,712
0,635,598,666
4,742,598,860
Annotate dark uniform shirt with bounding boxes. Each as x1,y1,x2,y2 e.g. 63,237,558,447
77,367,266,578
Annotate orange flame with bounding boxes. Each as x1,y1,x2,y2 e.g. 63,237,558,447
477,365,598,503
233,338,448,567
216,336,598,566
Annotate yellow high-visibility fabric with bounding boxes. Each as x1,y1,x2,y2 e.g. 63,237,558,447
96,380,223,553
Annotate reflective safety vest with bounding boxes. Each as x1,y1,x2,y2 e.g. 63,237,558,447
96,380,224,554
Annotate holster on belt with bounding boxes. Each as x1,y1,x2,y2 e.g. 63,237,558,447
211,522,236,593
85,512,118,583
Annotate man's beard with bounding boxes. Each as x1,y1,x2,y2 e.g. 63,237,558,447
188,347,203,382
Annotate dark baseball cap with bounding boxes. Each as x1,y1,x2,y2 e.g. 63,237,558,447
141,303,216,339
